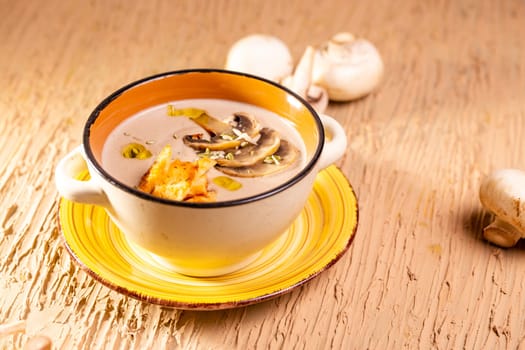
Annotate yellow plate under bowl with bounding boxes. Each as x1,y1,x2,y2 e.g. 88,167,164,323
58,165,358,310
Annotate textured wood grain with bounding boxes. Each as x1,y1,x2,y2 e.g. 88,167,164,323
1,0,525,349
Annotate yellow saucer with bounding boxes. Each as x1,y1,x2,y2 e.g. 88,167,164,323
58,165,358,310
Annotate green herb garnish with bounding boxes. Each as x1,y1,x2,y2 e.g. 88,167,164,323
213,176,242,191
263,154,281,165
122,143,152,159
167,106,207,118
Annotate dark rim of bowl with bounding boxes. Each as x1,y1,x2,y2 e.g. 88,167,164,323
83,68,325,208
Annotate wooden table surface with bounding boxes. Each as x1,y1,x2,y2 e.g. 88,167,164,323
2,0,525,349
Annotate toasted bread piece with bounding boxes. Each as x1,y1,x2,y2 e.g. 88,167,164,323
138,145,216,202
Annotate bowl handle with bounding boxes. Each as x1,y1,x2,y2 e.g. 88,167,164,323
318,114,348,170
55,145,109,206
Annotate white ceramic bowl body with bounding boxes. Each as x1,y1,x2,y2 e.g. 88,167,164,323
55,70,347,276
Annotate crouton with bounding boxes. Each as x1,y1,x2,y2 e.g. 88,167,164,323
138,145,216,202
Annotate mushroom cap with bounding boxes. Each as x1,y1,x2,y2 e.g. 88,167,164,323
479,168,525,233
216,139,299,178
183,112,261,151
215,128,280,167
183,134,243,151
312,33,384,101
225,34,294,82
226,112,262,138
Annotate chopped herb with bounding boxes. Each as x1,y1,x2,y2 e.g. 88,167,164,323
122,143,152,159
198,148,227,160
188,133,203,140
197,148,211,158
220,133,234,141
232,128,257,144
225,152,234,160
263,154,281,165
213,176,242,191
167,106,207,118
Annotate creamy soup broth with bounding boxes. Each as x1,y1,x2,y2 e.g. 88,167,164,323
101,99,307,201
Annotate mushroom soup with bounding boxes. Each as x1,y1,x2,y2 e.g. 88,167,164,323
101,99,307,202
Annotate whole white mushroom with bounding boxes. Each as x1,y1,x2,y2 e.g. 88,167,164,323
224,32,384,110
225,34,294,83
312,32,384,101
479,168,525,247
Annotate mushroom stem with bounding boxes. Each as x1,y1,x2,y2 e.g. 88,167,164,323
282,46,329,113
284,46,315,97
326,32,356,57
479,168,525,247
483,217,522,248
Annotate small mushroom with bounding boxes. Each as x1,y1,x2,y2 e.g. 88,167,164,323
23,335,52,350
0,319,52,350
479,168,525,247
281,46,329,113
215,128,280,167
225,34,294,82
184,112,261,151
312,32,384,101
216,139,299,178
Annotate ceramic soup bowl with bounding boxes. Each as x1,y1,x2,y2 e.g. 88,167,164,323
55,69,347,276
